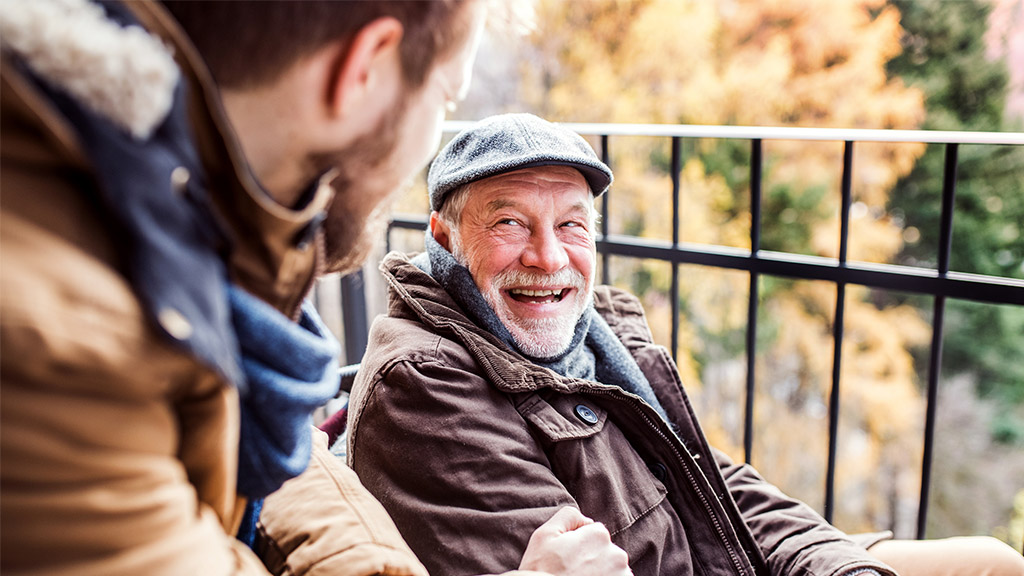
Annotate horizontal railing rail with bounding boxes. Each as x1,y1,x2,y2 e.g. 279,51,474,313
390,212,1024,305
444,120,1024,145
341,121,1024,548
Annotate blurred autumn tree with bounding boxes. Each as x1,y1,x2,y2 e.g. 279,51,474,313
519,0,932,537
886,0,1024,408
883,0,1024,542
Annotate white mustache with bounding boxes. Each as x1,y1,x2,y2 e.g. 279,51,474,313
492,267,587,292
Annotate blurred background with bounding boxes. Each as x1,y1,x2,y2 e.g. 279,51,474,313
318,0,1024,551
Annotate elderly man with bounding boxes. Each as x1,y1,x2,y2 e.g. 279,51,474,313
346,114,1024,576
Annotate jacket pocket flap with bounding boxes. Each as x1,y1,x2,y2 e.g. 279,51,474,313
518,394,607,442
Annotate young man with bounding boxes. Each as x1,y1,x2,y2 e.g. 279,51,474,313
345,113,1024,576
1,3,627,575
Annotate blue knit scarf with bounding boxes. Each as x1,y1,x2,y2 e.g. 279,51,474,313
230,286,341,547
230,285,341,498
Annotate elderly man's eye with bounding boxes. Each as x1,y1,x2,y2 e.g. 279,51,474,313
497,218,521,226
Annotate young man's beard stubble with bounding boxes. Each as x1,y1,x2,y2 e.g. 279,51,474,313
318,93,411,276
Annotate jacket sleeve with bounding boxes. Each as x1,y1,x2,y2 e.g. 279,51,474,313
715,449,897,576
257,427,431,576
347,351,578,576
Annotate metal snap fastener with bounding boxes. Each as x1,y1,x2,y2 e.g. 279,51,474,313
295,211,327,251
650,462,668,482
574,404,599,425
170,166,190,196
158,307,193,341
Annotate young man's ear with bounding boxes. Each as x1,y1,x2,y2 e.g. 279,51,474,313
327,17,404,119
430,212,453,251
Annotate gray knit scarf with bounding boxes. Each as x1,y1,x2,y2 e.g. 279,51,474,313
418,234,669,422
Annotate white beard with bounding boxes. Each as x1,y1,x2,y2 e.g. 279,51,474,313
453,238,592,358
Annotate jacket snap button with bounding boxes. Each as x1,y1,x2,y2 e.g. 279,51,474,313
170,166,190,196
651,462,669,482
158,307,193,340
295,211,327,251
574,404,599,425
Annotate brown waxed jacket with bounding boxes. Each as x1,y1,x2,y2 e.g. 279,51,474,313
347,252,898,576
0,1,425,574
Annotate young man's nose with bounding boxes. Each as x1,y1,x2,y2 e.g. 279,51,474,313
520,227,570,274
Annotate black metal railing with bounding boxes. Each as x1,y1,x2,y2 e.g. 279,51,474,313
340,122,1024,544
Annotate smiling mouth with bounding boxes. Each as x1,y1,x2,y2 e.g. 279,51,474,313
507,288,569,304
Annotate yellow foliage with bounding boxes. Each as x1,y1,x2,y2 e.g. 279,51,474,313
528,0,924,129
811,207,907,262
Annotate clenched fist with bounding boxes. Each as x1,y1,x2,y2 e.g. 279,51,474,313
518,507,632,576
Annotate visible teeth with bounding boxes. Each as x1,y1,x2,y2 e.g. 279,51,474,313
510,288,562,297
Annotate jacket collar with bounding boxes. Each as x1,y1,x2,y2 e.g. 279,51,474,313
1,0,332,317
0,0,334,390
0,0,179,140
380,251,654,396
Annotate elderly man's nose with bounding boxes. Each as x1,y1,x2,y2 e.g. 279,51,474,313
521,229,570,273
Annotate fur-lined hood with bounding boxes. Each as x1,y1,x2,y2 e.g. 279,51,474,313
0,0,179,139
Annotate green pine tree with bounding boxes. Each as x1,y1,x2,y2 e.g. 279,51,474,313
886,0,1024,426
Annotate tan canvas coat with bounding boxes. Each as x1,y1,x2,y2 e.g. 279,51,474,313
0,2,425,574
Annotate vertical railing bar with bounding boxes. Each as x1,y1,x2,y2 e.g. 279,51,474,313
919,295,945,539
670,137,682,362
825,140,854,523
749,140,763,254
838,142,853,263
918,142,958,540
340,270,369,365
825,287,846,524
936,144,958,275
601,134,611,286
671,137,682,248
744,139,763,465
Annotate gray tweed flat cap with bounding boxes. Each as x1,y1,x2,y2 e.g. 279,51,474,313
427,113,613,212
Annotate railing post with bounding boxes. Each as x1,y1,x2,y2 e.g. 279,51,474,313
825,141,854,523
601,135,611,286
918,143,958,540
340,270,369,366
745,139,763,466
670,137,682,362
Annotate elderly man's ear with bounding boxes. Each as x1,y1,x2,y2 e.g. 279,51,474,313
430,212,453,252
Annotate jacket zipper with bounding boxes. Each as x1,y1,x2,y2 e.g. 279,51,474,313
585,387,751,576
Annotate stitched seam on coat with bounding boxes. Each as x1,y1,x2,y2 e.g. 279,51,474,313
348,352,421,467
314,440,387,546
609,491,668,537
300,543,423,576
521,401,605,441
255,523,289,575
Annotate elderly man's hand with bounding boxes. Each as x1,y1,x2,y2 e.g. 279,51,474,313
518,507,632,576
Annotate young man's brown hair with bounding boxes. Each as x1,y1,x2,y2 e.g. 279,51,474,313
161,0,474,89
